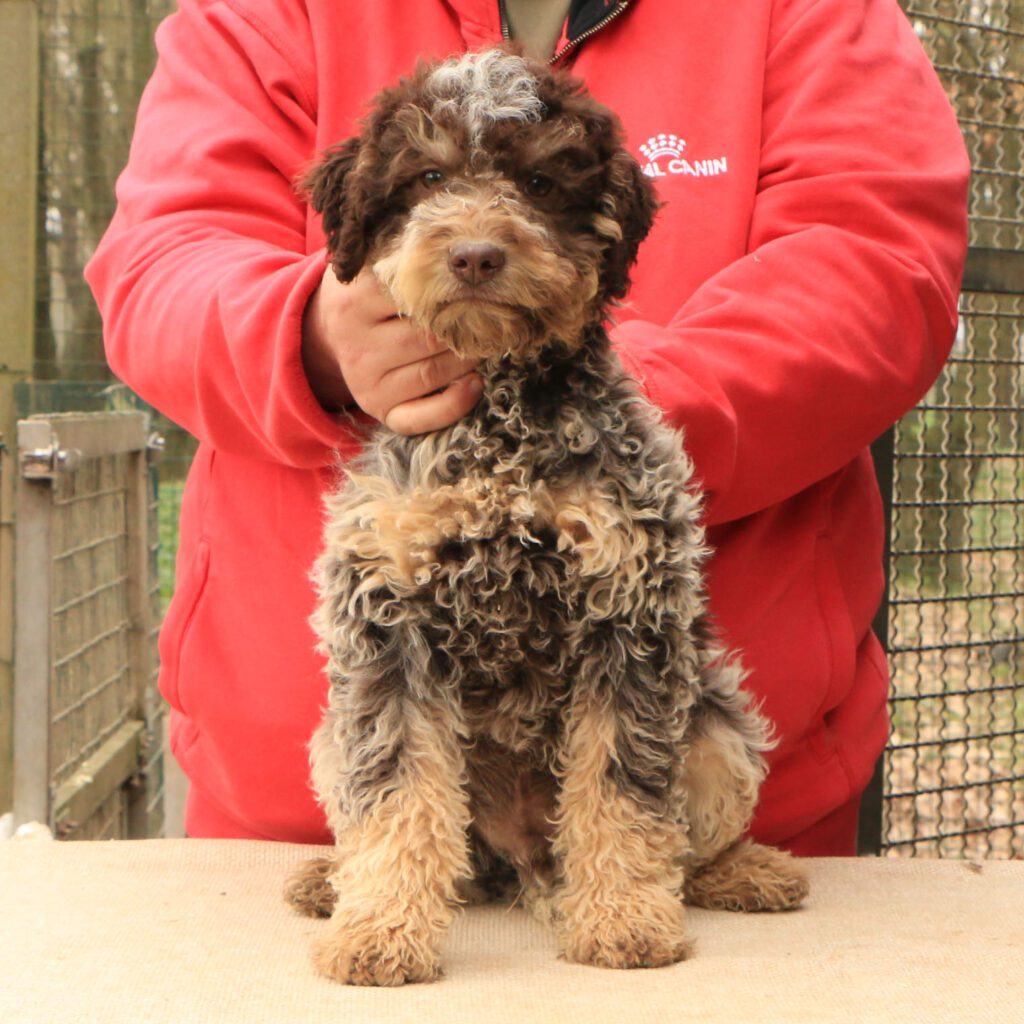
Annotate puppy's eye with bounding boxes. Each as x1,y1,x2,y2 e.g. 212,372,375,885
421,169,445,187
525,173,554,198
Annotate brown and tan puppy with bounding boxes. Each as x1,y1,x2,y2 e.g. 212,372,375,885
285,49,808,986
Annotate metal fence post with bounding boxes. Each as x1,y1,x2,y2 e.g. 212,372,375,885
11,446,51,826
0,0,40,815
858,428,896,855
124,437,164,838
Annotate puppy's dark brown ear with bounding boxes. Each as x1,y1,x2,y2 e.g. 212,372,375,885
600,149,660,302
302,137,368,282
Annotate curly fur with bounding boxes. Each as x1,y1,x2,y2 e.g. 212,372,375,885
288,50,808,986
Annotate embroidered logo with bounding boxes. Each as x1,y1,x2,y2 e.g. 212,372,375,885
638,133,728,180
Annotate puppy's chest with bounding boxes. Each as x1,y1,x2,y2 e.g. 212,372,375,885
389,457,640,630
401,445,635,754
339,393,661,665
385,432,651,617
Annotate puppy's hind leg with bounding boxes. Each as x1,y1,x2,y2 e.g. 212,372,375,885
681,662,808,912
684,839,809,912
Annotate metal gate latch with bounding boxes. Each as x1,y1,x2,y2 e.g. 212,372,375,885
20,443,82,480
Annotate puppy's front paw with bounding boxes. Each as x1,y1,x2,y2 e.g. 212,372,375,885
313,922,441,986
562,918,692,970
560,890,692,970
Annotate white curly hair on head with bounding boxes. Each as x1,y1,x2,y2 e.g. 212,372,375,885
425,49,545,146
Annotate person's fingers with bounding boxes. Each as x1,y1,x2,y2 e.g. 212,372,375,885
326,315,419,406
347,318,475,420
317,267,480,423
370,314,457,366
369,317,433,362
380,347,479,403
383,372,484,436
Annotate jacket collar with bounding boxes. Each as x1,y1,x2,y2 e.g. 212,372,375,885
445,0,634,58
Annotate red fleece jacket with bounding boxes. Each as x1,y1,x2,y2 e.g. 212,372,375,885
85,0,969,847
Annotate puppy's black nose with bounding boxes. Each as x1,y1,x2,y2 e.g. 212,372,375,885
448,242,506,285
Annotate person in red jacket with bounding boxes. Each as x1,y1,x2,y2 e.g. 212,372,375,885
85,0,969,853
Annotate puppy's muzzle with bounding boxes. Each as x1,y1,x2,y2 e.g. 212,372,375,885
448,242,507,285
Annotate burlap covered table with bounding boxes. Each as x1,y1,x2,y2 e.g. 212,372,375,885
1,839,1020,1023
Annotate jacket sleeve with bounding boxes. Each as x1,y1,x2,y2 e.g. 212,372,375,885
84,0,367,467
614,0,969,526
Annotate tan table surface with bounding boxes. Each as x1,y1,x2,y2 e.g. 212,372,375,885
1,839,1021,1024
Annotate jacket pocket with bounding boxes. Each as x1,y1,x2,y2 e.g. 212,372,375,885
158,539,211,717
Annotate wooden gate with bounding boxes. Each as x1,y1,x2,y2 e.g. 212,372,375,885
13,411,164,838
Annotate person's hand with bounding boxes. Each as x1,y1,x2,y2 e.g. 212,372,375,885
301,266,483,435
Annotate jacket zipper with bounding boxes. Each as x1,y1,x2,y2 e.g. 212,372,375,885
498,0,631,64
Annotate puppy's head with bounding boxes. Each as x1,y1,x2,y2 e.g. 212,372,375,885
305,50,658,361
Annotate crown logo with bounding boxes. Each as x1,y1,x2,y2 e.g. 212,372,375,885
638,133,686,161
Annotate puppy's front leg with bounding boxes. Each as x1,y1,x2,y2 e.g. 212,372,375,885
312,684,471,986
553,689,691,969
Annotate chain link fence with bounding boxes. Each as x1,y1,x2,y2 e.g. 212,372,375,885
19,0,1024,852
877,1,1024,857
905,1,1022,253
884,291,1023,857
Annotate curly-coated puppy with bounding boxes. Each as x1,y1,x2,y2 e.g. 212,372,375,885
285,49,808,986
